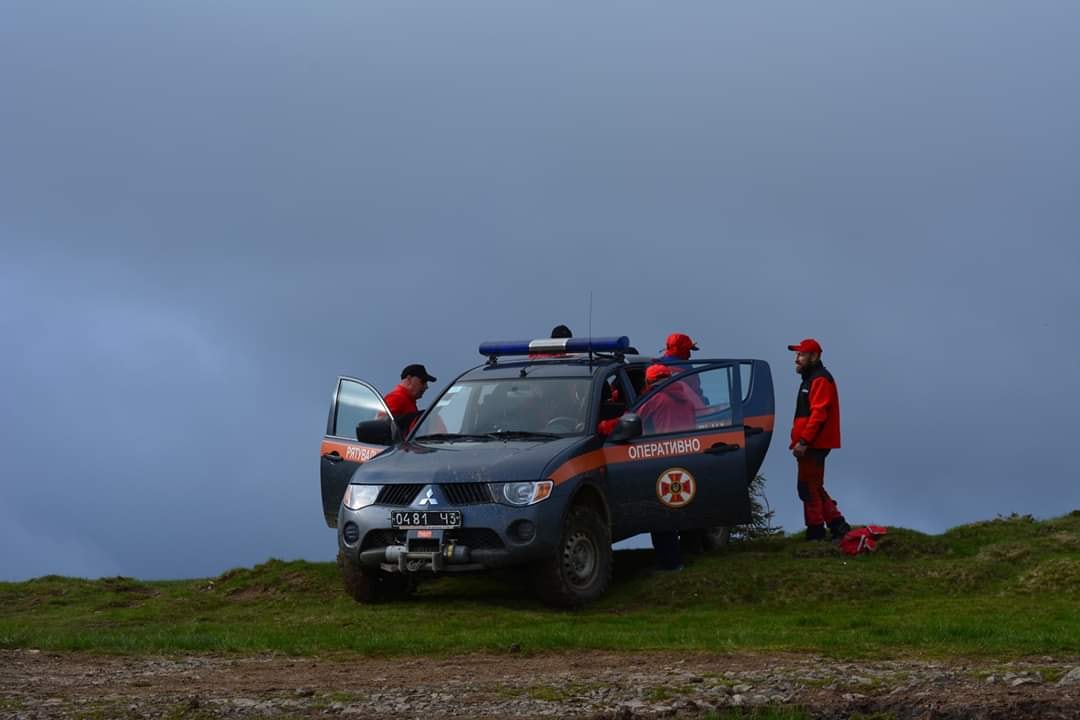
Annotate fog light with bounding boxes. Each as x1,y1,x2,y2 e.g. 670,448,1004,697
342,522,360,545
509,519,536,543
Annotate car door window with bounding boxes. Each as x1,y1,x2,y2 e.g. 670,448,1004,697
599,372,629,422
740,362,753,402
636,365,735,436
692,366,735,428
333,379,389,438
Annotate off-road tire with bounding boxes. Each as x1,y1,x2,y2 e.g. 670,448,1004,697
337,550,414,603
535,505,612,608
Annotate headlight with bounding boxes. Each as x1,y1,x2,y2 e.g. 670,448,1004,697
342,484,381,510
495,481,553,506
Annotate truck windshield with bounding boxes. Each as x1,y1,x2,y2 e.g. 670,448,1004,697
414,377,593,439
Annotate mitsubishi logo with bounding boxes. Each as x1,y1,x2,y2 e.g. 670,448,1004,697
417,488,438,506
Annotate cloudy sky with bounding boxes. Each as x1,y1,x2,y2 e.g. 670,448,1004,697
2,1,1077,580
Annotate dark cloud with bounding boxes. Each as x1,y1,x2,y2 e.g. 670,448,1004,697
2,1,1077,579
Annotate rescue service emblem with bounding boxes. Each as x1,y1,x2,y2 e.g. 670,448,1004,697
656,468,696,508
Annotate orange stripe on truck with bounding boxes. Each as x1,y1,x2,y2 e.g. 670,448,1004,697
744,414,775,432
549,430,744,486
320,439,384,463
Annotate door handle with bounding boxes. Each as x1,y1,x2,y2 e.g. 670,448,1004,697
323,451,343,463
705,442,739,455
745,426,764,436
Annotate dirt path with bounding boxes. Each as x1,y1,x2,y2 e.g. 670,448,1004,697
2,649,1079,719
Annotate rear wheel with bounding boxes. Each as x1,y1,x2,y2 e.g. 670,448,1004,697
337,551,414,603
535,506,612,608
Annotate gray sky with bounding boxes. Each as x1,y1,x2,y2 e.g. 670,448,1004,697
2,1,1078,580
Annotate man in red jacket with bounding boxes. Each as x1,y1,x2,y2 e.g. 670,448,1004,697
638,363,699,570
788,339,850,541
383,364,437,433
636,363,698,434
658,332,707,407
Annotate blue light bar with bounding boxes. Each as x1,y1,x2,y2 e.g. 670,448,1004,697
479,336,630,357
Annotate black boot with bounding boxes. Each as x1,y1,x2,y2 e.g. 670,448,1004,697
804,524,827,541
829,517,852,540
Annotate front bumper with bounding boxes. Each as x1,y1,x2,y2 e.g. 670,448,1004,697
337,498,563,574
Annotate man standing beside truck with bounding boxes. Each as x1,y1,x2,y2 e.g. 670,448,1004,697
383,364,437,433
788,338,851,541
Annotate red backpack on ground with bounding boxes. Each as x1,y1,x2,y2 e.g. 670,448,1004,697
838,525,888,556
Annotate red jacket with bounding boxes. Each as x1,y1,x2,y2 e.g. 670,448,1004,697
790,365,841,449
659,351,705,404
383,384,418,416
638,383,698,435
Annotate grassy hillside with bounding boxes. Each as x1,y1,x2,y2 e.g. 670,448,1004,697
2,512,1078,658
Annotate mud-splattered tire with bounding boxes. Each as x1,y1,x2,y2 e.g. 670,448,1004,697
337,551,413,603
535,506,612,608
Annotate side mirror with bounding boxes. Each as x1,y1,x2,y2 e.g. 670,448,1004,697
356,418,399,446
607,413,643,443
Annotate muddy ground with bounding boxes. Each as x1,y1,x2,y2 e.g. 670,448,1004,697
2,649,1080,719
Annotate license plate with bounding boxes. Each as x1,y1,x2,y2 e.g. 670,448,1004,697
390,510,462,529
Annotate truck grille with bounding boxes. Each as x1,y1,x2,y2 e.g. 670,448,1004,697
376,484,422,506
441,483,492,505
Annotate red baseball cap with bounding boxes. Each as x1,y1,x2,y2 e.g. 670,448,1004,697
787,338,823,354
664,333,699,355
645,363,673,383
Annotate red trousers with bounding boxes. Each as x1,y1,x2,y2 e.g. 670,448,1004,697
797,450,842,527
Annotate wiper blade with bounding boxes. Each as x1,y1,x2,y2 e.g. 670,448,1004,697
414,433,494,443
486,430,563,440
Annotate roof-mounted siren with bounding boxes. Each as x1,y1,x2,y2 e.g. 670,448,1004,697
479,336,631,364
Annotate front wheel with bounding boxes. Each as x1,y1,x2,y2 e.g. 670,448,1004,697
337,551,414,604
535,506,612,608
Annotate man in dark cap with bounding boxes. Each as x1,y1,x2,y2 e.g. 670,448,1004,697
383,364,437,419
788,338,850,541
550,324,573,339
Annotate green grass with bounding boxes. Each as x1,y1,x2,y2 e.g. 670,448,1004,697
2,512,1078,658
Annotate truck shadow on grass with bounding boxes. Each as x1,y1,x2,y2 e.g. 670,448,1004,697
405,547,666,609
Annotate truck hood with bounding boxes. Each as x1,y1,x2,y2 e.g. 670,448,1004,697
350,437,586,485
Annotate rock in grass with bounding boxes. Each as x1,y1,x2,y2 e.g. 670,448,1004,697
1058,667,1080,686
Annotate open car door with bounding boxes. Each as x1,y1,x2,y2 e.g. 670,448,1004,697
605,361,752,536
738,360,774,480
319,377,393,527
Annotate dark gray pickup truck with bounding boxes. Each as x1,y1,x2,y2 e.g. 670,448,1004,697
319,336,773,606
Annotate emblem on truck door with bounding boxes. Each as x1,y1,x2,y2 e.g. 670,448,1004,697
417,488,439,506
656,468,696,508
